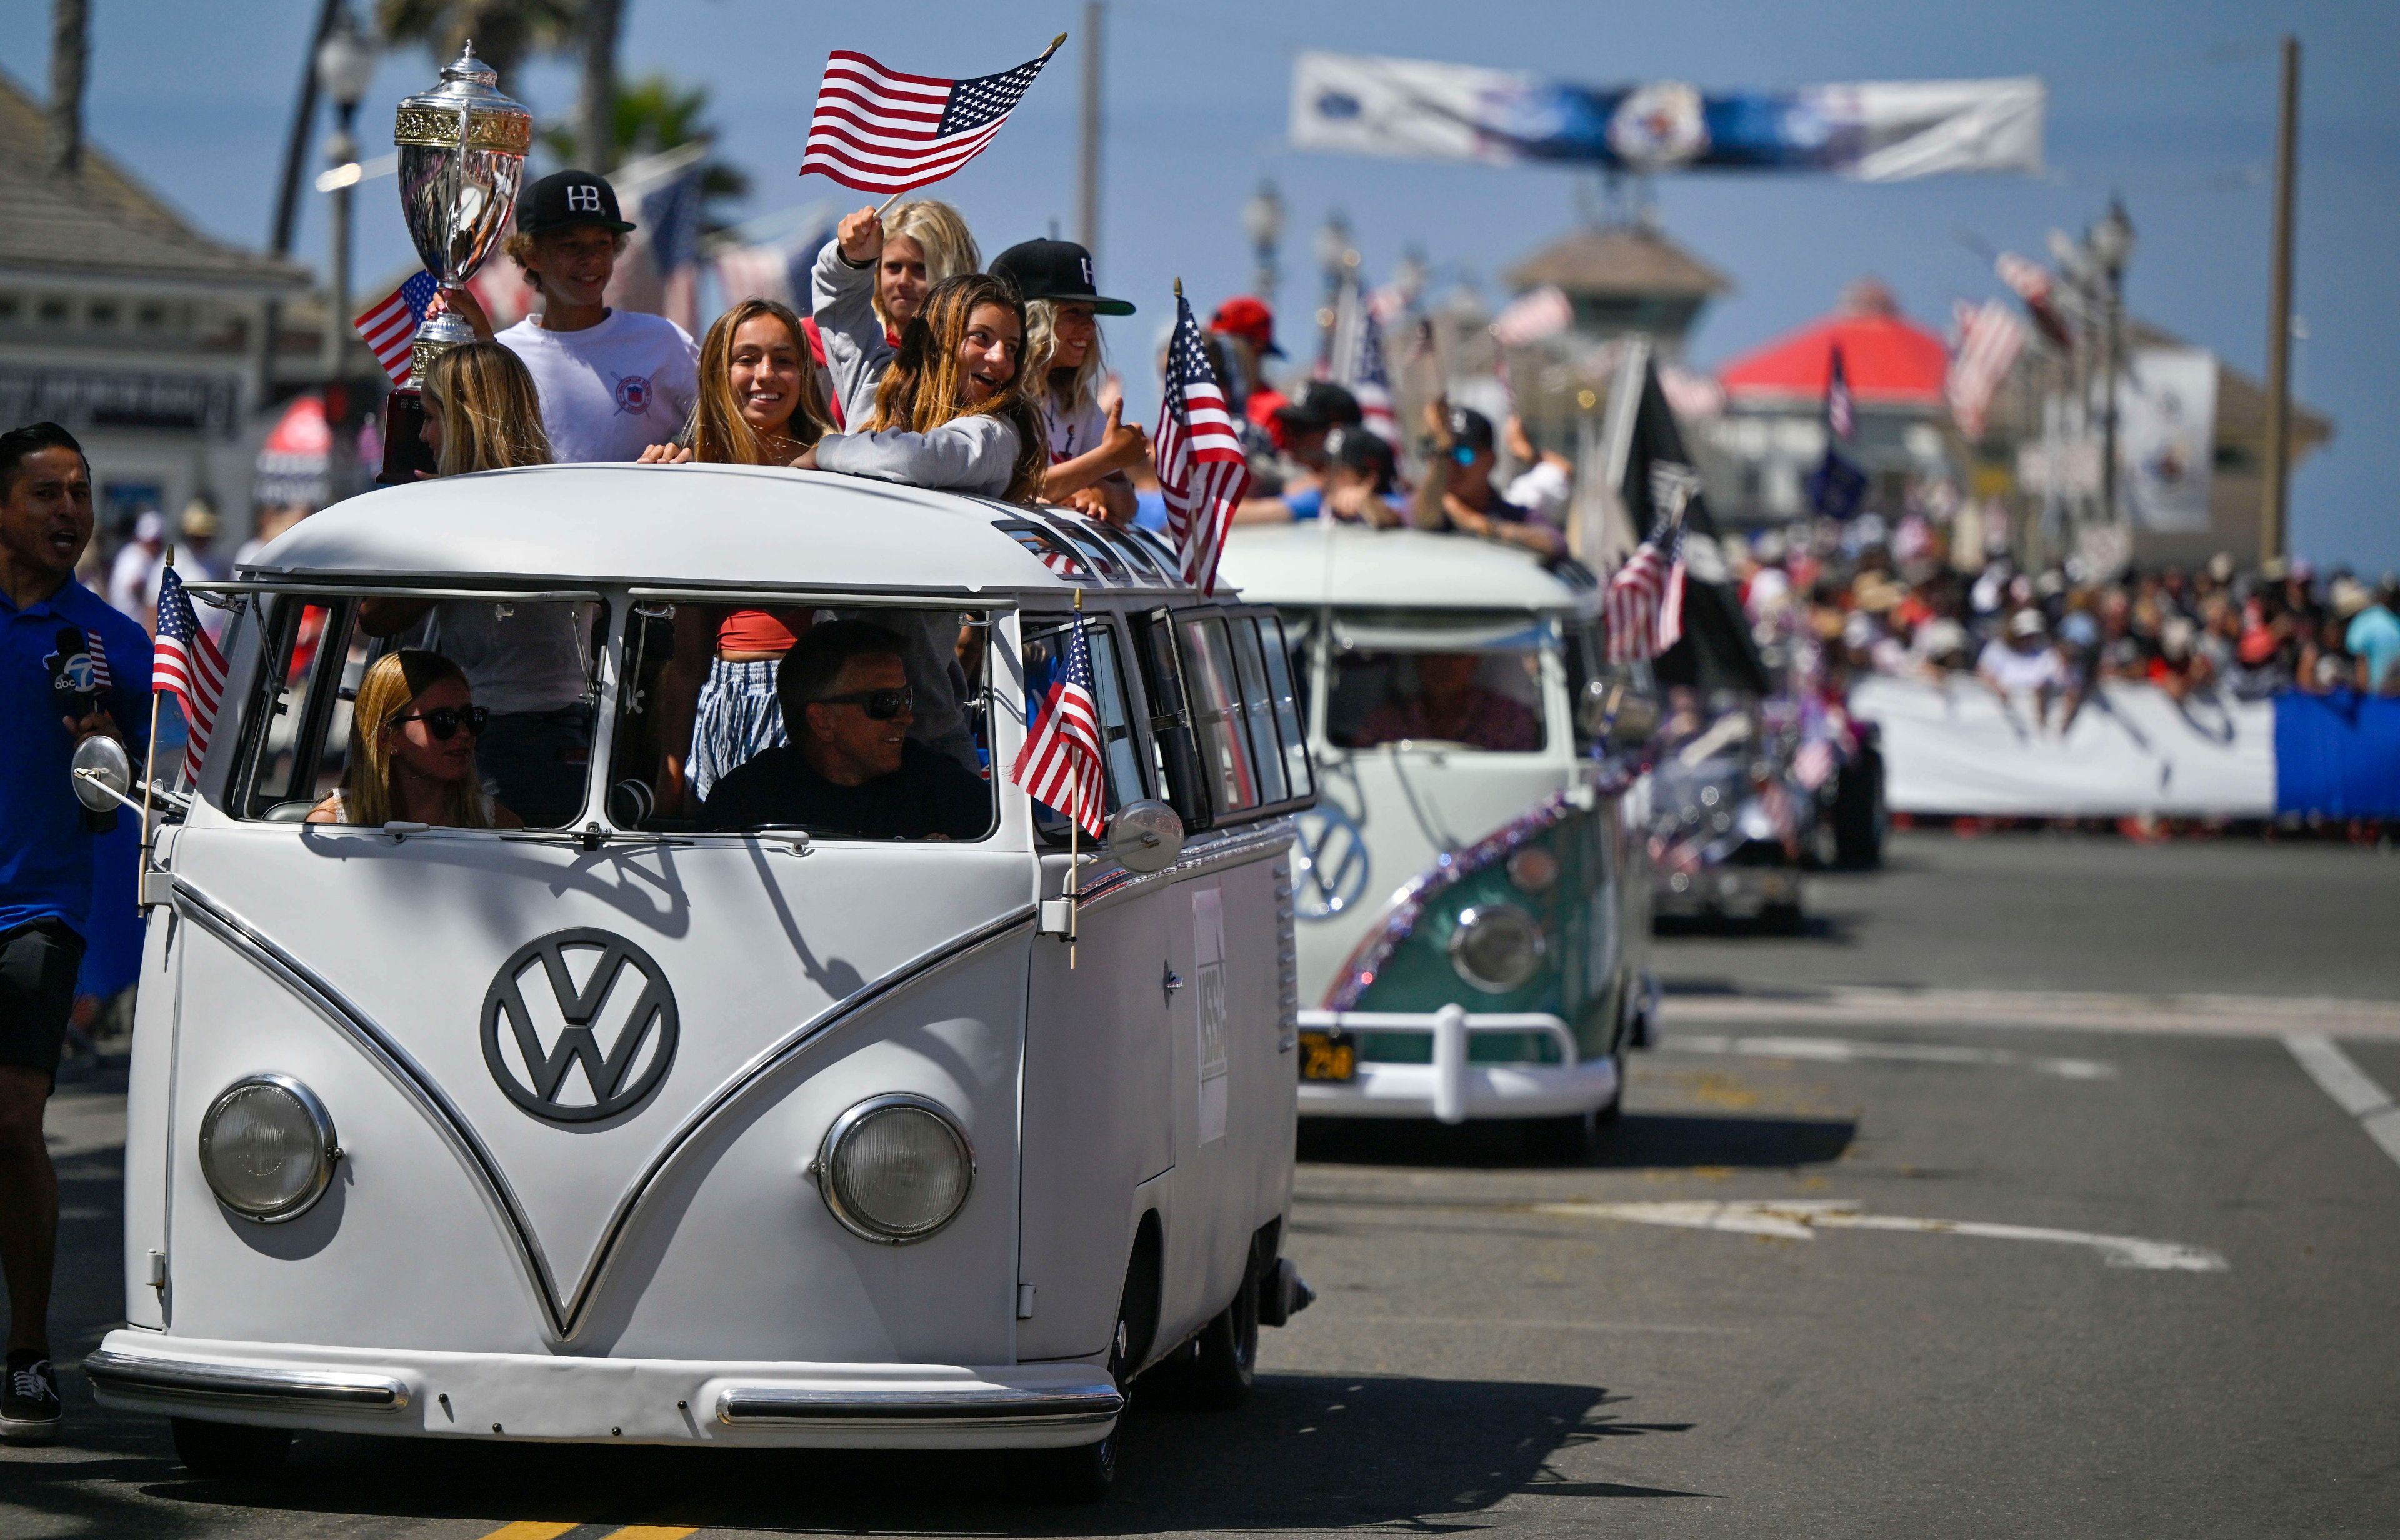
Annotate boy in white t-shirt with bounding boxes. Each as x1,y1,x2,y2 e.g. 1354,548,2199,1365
453,170,699,463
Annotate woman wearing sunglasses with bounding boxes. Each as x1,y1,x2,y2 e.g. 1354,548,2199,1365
638,298,833,805
307,651,523,829
359,343,594,824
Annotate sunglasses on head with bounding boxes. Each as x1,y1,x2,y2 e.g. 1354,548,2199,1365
816,686,914,721
394,704,489,740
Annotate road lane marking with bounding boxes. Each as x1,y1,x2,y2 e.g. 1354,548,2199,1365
1662,1033,2115,1079
1538,1199,2228,1272
1664,987,2400,1041
1304,1314,1744,1335
2284,1033,2400,1171
473,1526,582,1540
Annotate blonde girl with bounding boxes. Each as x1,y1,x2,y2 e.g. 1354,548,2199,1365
809,199,980,428
308,651,521,828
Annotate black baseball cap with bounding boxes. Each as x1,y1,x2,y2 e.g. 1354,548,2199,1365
1446,405,1496,456
1273,382,1362,432
517,169,638,238
1327,424,1396,489
989,239,1134,316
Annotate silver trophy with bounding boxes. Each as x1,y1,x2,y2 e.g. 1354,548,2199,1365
393,44,532,388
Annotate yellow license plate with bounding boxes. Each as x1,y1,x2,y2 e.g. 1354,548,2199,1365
1298,1029,1358,1082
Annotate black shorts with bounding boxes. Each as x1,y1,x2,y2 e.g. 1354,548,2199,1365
0,919,86,1086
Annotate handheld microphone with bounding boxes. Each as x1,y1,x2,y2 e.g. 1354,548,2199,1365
49,626,118,834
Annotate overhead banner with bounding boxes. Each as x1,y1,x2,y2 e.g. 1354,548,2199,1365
2118,347,2217,534
1291,52,2044,181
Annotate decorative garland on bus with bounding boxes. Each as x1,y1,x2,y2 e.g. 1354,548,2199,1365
1321,744,1662,1012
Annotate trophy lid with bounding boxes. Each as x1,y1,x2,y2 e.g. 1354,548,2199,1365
395,42,533,152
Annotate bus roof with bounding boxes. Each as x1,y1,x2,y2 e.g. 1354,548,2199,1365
1215,522,1599,614
238,464,1198,599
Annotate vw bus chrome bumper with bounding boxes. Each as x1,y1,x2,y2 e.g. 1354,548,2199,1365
1294,1009,1620,1123
85,1330,1120,1448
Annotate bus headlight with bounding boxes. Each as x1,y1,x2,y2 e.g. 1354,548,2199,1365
198,1075,339,1223
816,1094,974,1244
1449,904,1546,992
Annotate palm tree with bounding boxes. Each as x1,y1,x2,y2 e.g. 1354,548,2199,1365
374,0,580,89
48,0,88,174
539,74,748,231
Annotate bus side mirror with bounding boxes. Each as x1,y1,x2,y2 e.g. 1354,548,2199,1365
71,734,132,812
1109,799,1185,874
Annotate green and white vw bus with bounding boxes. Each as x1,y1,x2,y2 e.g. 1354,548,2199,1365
1217,523,1659,1155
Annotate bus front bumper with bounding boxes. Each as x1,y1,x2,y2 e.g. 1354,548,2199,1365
84,1330,1119,1449
1295,1008,1620,1123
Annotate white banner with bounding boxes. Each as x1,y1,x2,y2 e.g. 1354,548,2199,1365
2118,347,2217,533
1290,52,2044,180
1851,676,2272,818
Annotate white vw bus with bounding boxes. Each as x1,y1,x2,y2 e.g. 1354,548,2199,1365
78,466,1315,1498
1217,523,1658,1158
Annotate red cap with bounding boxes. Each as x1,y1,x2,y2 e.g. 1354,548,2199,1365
1209,296,1282,358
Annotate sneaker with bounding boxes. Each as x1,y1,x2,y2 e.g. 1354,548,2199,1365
1,1352,62,1442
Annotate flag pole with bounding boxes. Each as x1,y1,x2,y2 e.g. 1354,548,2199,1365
1068,584,1082,969
139,548,169,902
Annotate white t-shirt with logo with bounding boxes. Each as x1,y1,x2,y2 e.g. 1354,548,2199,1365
496,309,701,464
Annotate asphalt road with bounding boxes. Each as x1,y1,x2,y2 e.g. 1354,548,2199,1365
9,831,2399,1538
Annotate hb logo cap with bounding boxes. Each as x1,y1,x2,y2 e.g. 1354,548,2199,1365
518,170,638,238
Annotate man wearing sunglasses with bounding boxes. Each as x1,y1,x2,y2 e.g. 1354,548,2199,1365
698,620,988,841
1412,402,1566,558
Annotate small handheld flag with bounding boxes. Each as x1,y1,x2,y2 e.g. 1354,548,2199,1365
1605,462,1696,665
154,565,227,778
801,37,1065,198
1155,284,1252,596
355,271,441,386
1014,616,1108,841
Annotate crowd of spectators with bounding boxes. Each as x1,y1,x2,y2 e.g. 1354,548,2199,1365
1729,511,2400,724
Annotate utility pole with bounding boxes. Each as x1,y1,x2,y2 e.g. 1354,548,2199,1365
47,0,88,175
1076,0,1103,257
2259,34,2300,565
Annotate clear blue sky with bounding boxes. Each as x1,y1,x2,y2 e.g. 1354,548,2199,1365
4,0,2392,572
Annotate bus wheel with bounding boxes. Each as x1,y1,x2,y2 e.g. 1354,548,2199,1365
1181,1268,1261,1410
171,1418,291,1479
1014,1279,1140,1502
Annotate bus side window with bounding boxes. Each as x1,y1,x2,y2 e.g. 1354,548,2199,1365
1252,614,1314,802
1133,608,1212,830
1022,614,1146,842
1226,615,1290,805
1175,615,1261,817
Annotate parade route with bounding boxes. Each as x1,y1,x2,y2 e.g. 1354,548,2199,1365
6,832,2397,1538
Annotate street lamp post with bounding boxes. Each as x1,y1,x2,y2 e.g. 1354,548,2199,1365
2088,196,2136,543
1241,180,1282,306
1314,211,1353,375
316,5,377,498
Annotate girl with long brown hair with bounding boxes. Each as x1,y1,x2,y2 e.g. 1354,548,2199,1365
799,272,1045,501
809,199,979,428
639,299,833,801
306,651,522,828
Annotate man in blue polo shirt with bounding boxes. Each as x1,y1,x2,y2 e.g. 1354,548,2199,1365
0,422,150,1443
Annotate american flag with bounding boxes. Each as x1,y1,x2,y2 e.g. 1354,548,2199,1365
354,271,440,385
1013,619,1107,840
1824,342,1856,442
1604,521,1686,666
800,41,1062,196
1490,284,1574,349
1154,291,1251,596
1948,298,2027,441
1332,283,1398,443
154,566,228,776
84,630,112,690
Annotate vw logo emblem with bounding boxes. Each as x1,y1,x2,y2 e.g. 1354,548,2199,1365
481,929,679,1124
1292,804,1371,921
